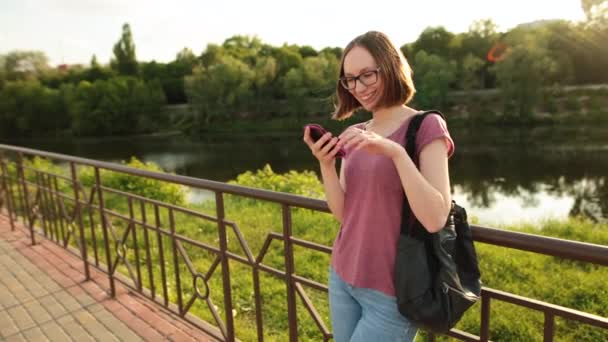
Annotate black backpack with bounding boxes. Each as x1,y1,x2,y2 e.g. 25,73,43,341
394,110,482,333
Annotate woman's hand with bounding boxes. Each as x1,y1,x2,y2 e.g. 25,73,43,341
338,127,402,159
303,126,344,167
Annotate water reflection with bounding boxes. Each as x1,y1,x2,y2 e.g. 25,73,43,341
3,125,607,225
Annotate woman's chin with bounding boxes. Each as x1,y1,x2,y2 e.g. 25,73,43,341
361,101,378,112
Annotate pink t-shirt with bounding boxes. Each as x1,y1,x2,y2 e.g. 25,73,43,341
330,113,454,296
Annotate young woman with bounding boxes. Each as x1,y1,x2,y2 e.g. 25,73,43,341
303,31,454,341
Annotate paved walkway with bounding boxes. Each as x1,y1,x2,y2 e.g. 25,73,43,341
0,214,215,341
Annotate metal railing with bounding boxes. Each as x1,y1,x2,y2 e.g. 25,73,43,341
0,143,606,342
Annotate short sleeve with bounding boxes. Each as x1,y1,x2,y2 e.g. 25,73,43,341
415,114,455,158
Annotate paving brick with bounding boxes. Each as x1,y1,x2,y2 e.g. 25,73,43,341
0,288,19,309
73,309,119,342
38,295,68,320
56,315,95,342
52,290,83,313
110,306,165,341
0,312,20,338
3,333,27,342
6,306,36,331
39,321,72,342
23,300,53,325
21,327,48,341
93,309,143,341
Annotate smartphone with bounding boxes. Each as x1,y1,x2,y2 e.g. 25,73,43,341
304,124,346,158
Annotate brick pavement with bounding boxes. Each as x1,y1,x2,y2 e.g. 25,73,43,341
0,214,215,341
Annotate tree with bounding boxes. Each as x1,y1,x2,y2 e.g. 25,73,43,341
491,32,558,120
299,45,318,58
0,55,5,90
411,51,456,109
176,48,198,68
252,56,278,111
110,23,138,76
85,54,112,82
222,35,263,66
269,45,303,98
411,27,455,59
185,55,255,129
200,44,223,68
460,53,485,90
582,0,608,25
319,47,343,60
3,51,50,81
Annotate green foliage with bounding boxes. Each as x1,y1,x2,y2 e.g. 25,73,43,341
0,80,69,137
65,76,166,136
78,157,188,205
411,26,456,59
24,156,67,178
228,164,324,199
2,50,50,81
185,55,255,129
491,31,558,120
110,23,138,76
565,93,582,112
459,53,485,90
412,51,457,109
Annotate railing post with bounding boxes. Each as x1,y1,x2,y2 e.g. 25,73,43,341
543,312,554,342
480,290,491,341
17,153,35,245
169,209,183,314
215,192,235,341
282,204,298,342
0,153,16,230
128,197,143,292
70,162,90,280
95,167,115,296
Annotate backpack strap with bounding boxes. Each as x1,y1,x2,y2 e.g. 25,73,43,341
405,110,446,166
401,110,446,237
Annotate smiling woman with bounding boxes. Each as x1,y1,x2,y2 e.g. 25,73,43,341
302,31,456,342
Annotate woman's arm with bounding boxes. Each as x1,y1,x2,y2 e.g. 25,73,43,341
303,126,346,223
320,160,346,223
391,139,452,232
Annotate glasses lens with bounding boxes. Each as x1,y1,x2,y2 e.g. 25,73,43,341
359,71,378,86
340,77,356,90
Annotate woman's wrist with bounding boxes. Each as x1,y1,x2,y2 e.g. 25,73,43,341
389,143,407,161
319,161,336,175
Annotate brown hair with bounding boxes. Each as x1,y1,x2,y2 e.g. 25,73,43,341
332,31,416,120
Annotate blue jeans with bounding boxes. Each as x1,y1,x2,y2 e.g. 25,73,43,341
328,267,417,342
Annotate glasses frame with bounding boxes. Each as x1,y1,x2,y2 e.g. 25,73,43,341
339,67,381,90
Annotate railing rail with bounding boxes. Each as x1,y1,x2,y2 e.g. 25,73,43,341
0,143,606,342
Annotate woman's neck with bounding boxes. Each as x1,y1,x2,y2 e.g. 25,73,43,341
369,105,417,127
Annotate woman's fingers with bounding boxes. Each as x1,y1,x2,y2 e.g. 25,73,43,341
342,133,366,151
306,132,339,161
320,137,339,155
338,127,361,141
303,126,312,146
312,132,332,151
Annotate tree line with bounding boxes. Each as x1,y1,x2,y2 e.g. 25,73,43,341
0,1,607,137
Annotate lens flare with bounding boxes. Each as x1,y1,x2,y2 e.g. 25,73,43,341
487,42,509,62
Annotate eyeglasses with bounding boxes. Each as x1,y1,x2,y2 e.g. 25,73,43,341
339,67,381,90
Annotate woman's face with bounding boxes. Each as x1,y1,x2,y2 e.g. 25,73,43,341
342,45,383,111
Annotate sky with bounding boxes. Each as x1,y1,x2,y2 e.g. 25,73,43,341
1,0,587,66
